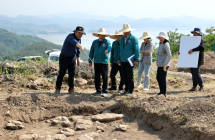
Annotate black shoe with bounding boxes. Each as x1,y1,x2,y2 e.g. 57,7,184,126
108,87,116,90
157,92,166,97
199,88,205,92
93,91,101,96
121,91,128,95
188,87,196,91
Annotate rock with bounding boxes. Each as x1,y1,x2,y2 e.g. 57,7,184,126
85,131,100,138
19,135,32,140
34,79,44,86
30,84,38,90
69,115,83,122
4,74,15,81
74,78,88,87
75,119,93,130
61,116,69,121
91,113,124,122
102,110,111,114
77,135,94,140
87,79,94,85
6,120,24,130
45,120,51,123
115,125,128,131
51,71,58,75
5,123,18,130
96,126,104,132
52,120,60,125
59,128,75,137
53,134,66,140
61,120,70,127
2,61,14,69
94,121,107,128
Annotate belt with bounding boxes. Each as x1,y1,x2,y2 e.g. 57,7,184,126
61,53,75,59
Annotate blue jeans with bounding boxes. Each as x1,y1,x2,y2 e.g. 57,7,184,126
137,63,151,88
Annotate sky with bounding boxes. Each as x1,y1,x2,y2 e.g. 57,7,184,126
0,0,215,19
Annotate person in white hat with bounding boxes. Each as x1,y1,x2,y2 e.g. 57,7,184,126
156,31,172,97
108,30,124,93
88,28,112,97
117,24,140,96
137,32,154,91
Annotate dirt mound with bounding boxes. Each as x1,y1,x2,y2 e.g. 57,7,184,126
112,95,215,140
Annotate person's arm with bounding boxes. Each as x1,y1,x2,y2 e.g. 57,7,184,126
139,43,145,54
192,39,206,51
110,43,114,63
88,42,94,63
144,43,153,56
76,47,80,58
134,38,140,62
164,43,172,66
106,41,112,53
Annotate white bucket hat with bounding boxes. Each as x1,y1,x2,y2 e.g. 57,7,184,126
119,24,135,33
139,32,153,40
110,30,123,39
156,31,169,41
92,28,110,37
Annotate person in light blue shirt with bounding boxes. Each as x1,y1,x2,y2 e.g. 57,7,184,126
118,24,140,96
88,28,111,97
108,30,124,93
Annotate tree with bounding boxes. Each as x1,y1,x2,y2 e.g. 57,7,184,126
203,27,215,52
167,29,190,56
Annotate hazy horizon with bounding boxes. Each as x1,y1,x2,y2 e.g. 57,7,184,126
1,0,215,20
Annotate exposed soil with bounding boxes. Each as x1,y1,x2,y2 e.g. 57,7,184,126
1,53,215,140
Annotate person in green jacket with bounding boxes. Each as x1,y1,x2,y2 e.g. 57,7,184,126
88,28,112,97
118,24,140,96
108,30,124,93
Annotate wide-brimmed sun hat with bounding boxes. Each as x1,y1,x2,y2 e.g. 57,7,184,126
156,31,169,41
119,24,135,33
73,26,86,35
110,30,123,39
191,28,203,36
92,28,110,37
139,32,153,40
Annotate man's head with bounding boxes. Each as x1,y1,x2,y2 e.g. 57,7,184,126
123,31,131,37
75,32,84,39
73,26,86,39
191,28,202,36
192,32,201,36
115,35,123,42
98,34,106,41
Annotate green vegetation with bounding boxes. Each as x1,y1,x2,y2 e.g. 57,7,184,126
153,27,215,58
0,28,47,57
0,28,90,61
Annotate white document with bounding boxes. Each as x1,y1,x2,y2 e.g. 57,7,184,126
177,36,201,68
128,54,135,66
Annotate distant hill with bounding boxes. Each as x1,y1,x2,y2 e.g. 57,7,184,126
1,42,90,61
0,28,47,57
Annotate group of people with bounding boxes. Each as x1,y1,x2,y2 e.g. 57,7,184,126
54,24,206,97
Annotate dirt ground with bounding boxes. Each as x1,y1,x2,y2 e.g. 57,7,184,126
1,52,215,140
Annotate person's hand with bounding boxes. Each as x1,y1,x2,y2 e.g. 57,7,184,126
76,43,84,51
133,61,138,66
118,60,121,66
105,50,108,54
178,51,180,55
77,58,81,66
188,50,193,54
163,65,167,72
89,63,92,67
110,63,113,67
145,50,150,54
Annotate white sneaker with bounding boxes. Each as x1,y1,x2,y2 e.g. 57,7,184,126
143,87,149,91
137,84,142,88
101,92,107,97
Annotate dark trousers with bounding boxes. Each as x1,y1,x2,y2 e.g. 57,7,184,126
94,63,108,93
56,53,76,91
121,62,134,93
110,63,124,90
190,66,203,87
156,66,169,94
